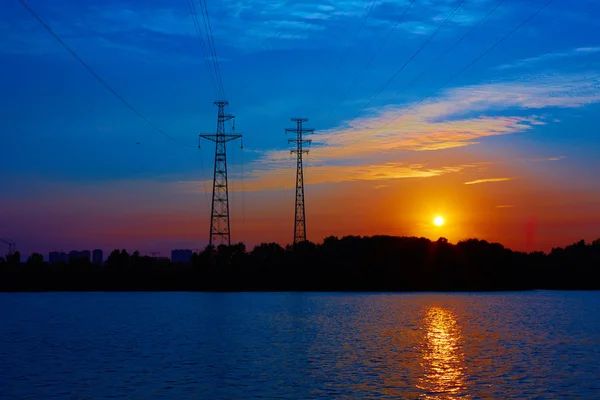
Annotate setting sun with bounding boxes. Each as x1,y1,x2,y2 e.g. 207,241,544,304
434,216,445,227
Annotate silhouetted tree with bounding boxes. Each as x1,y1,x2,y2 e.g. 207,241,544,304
6,251,20,266
250,242,285,264
105,249,132,270
201,245,216,264
26,253,44,267
106,249,121,267
2,236,600,292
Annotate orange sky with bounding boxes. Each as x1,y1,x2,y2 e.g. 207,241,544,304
5,143,599,258
3,71,600,257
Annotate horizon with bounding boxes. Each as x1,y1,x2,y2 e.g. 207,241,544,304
2,0,600,258
9,234,599,263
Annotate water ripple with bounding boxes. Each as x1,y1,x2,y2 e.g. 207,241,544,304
0,291,599,399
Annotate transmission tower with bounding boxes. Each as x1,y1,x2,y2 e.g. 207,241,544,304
200,101,242,246
286,118,313,244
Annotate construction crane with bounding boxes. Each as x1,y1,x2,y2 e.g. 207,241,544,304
0,238,16,257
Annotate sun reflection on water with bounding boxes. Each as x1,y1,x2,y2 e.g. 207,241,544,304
418,306,468,399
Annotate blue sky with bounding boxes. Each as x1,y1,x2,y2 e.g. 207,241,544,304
1,0,600,256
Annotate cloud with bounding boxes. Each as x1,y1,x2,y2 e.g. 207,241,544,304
0,6,205,63
204,55,231,63
532,156,567,162
464,177,515,185
0,0,523,56
0,19,70,55
496,205,515,208
309,72,600,160
179,162,478,193
368,0,501,36
89,5,192,36
9,0,503,54
496,47,600,70
221,71,600,190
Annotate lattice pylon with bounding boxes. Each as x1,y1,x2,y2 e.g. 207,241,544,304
200,101,242,246
286,118,313,244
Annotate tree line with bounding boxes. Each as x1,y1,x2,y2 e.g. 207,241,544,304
0,235,599,291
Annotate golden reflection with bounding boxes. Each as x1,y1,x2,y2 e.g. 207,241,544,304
418,306,468,399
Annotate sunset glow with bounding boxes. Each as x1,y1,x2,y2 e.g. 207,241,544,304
1,0,600,258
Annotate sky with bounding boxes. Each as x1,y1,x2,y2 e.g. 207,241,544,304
1,0,600,258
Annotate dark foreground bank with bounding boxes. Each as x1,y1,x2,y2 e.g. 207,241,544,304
1,236,599,291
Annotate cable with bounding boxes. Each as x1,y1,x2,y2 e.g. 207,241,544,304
322,0,462,147
197,0,226,99
349,0,469,120
370,0,556,134
316,0,378,101
17,0,194,148
325,0,417,119
342,0,506,148
188,0,220,96
188,0,229,211
375,0,506,121
200,0,225,98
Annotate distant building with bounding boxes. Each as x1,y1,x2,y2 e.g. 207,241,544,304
171,249,193,264
68,250,91,262
49,251,68,264
92,249,103,265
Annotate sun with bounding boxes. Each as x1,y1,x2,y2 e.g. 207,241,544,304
433,216,445,227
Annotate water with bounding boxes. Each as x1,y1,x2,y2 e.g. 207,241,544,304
0,292,599,399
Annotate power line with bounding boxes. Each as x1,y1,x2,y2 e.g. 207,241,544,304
17,0,194,148
348,0,469,121
188,0,226,99
188,0,220,96
376,0,506,119
316,0,378,101
197,0,226,100
370,0,556,134
188,0,231,212
325,0,417,119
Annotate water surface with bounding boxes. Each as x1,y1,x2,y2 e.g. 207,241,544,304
1,291,599,399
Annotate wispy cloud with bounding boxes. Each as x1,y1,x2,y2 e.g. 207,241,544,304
464,177,515,185
204,55,231,63
179,161,484,193
496,47,600,70
0,0,535,57
368,0,503,36
227,71,600,190
5,0,508,54
309,72,600,160
496,205,515,208
533,156,567,162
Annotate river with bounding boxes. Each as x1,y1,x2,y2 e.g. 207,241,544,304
1,291,599,398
